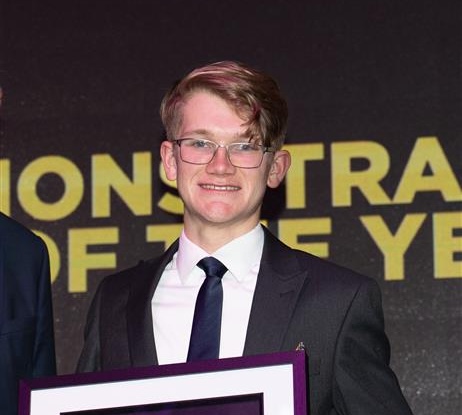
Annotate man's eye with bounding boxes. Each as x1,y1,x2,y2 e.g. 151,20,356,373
191,140,212,148
235,143,258,152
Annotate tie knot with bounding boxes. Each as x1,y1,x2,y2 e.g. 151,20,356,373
197,257,227,280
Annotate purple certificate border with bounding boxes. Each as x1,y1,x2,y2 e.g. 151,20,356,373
19,350,307,415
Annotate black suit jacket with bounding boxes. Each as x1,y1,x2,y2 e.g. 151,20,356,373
0,213,56,415
77,226,413,415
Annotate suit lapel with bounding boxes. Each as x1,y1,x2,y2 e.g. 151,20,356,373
123,229,309,364
126,240,179,367
244,228,309,356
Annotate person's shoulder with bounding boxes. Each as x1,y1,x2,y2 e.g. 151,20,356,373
297,248,373,283
97,250,171,291
264,227,375,287
0,212,46,250
284,249,383,311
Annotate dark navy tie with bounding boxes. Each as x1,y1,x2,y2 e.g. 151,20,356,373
187,257,227,362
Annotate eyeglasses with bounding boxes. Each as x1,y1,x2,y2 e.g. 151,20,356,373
173,138,275,169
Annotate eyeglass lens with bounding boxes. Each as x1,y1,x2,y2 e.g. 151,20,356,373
178,139,266,168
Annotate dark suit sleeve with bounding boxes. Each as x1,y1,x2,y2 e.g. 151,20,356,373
332,278,413,415
32,239,57,377
0,215,56,415
76,282,103,372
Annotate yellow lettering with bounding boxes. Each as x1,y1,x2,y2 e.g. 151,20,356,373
332,141,391,207
360,214,426,280
394,137,462,203
68,227,118,292
146,223,183,249
433,211,462,278
158,164,183,214
278,217,331,257
283,143,325,209
92,152,152,217
17,156,84,220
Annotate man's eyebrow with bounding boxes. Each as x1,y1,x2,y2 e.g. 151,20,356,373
180,129,250,140
180,129,211,137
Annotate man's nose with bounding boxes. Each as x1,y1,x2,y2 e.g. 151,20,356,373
207,146,235,172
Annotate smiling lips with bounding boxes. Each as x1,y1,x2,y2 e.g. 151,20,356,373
200,184,240,191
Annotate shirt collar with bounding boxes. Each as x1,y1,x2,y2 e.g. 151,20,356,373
177,224,264,283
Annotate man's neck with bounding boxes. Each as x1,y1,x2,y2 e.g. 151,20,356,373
183,220,260,254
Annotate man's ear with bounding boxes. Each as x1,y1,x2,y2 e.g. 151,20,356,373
160,141,178,181
267,150,291,188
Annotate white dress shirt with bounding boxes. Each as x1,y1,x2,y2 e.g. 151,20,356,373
152,225,264,365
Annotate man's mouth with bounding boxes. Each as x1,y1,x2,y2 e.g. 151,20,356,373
200,184,240,191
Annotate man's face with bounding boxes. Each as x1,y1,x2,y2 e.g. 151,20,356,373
161,91,290,234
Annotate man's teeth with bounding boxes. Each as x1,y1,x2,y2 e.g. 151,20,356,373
201,184,239,191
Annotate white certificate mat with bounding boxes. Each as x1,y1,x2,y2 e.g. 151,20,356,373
19,351,307,415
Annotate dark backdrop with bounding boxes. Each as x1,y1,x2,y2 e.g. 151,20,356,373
1,1,461,414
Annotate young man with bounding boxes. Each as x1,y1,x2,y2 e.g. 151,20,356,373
77,61,413,414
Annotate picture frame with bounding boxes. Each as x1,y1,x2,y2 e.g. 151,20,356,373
19,351,307,415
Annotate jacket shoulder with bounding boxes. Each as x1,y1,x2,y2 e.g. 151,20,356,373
95,241,178,298
263,226,376,289
0,213,46,251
